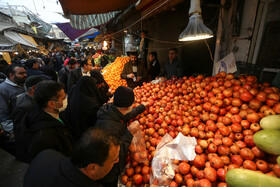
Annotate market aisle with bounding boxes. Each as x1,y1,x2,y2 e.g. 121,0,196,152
0,148,29,187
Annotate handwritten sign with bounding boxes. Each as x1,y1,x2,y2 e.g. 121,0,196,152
213,52,237,76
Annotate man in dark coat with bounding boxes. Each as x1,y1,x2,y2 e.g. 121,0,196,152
12,75,44,131
25,59,46,77
67,59,93,92
40,58,58,81
24,128,121,187
148,51,161,80
121,51,147,89
0,64,26,149
160,48,184,79
58,58,77,92
14,81,74,163
95,86,148,187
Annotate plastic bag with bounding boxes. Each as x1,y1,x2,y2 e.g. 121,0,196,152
128,121,148,163
150,133,197,186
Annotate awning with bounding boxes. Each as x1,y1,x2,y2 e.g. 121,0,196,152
55,23,91,41
76,28,99,39
70,11,118,30
83,32,100,39
59,0,138,15
0,34,15,52
4,30,37,49
0,22,17,32
19,33,38,47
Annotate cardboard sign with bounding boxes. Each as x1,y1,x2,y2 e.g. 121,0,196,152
213,52,237,76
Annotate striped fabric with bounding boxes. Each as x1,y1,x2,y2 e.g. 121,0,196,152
69,11,119,30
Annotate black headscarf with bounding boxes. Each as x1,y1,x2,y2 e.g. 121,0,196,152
66,76,104,140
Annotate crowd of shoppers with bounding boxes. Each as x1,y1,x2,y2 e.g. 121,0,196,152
0,47,184,186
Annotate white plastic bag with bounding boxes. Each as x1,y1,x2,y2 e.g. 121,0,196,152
150,133,197,186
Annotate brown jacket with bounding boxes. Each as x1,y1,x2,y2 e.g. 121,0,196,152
121,60,147,88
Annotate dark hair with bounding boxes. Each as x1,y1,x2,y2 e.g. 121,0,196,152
0,60,8,73
80,59,88,67
34,81,64,108
4,64,24,77
26,59,38,69
44,58,51,65
169,48,178,53
149,51,158,59
68,58,77,66
71,128,121,168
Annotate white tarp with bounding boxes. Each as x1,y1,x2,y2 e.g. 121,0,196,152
0,22,17,32
4,30,37,49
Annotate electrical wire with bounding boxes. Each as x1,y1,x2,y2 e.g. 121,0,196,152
32,0,38,15
111,0,170,37
204,39,214,62
132,31,183,45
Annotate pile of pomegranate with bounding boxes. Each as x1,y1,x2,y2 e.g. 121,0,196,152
122,72,280,187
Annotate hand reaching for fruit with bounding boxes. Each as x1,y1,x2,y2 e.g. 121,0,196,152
142,102,150,107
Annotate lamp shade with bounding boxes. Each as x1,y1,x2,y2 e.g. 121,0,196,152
179,14,213,41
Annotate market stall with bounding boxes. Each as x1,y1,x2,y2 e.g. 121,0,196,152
101,56,129,92
120,72,280,186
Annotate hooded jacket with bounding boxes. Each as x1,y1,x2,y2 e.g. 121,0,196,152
95,103,145,186
65,76,104,140
14,105,75,163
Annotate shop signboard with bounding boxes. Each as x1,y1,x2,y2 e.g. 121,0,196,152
213,52,237,76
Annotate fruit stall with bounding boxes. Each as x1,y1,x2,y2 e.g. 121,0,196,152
120,72,280,187
101,56,129,92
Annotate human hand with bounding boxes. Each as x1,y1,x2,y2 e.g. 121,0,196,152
127,73,135,79
142,101,150,107
135,76,142,82
127,121,140,135
108,96,114,103
108,88,113,94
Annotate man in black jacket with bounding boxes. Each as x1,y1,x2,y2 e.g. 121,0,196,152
67,59,93,92
24,128,121,187
14,81,74,163
12,76,44,133
160,48,184,80
58,58,77,92
95,86,148,187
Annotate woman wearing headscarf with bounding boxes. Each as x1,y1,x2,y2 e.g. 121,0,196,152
65,76,104,140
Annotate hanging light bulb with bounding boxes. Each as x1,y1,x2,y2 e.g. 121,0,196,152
102,41,108,50
179,0,213,41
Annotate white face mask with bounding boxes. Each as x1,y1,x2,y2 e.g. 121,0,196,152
54,98,68,112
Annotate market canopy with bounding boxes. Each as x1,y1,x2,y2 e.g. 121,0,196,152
55,22,91,41
19,33,38,47
4,30,37,49
59,0,138,15
76,28,99,39
0,22,17,32
0,34,15,52
70,11,118,30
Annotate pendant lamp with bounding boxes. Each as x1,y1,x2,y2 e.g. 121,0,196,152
179,0,213,41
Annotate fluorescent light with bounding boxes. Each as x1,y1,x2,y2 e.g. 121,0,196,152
179,0,213,42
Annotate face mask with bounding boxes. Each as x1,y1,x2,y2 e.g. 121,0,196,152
54,98,68,112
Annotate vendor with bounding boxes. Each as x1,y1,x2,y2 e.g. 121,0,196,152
121,50,147,89
160,48,184,80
